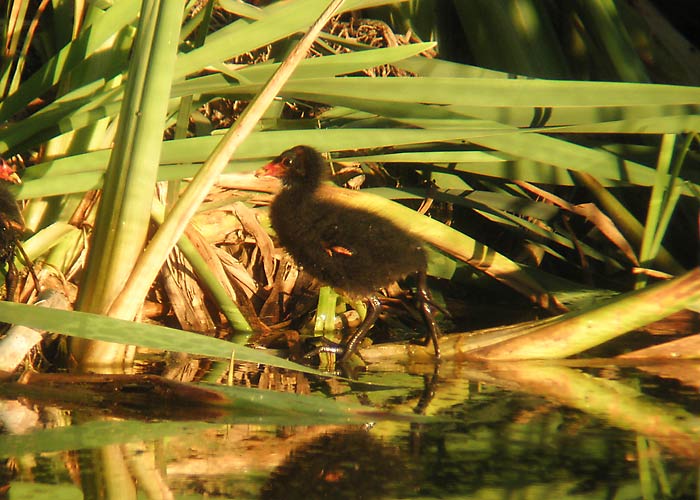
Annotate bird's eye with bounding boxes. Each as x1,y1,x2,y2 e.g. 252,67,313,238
281,157,293,167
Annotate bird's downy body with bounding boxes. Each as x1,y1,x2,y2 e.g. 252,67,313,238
270,190,427,299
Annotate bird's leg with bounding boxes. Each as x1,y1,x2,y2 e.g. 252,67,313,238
303,295,380,364
416,271,441,358
14,241,40,293
4,241,17,301
339,294,381,363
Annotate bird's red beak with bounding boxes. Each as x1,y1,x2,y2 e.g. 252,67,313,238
0,159,21,184
255,160,284,178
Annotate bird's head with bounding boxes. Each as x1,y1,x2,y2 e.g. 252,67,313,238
0,158,21,184
256,145,326,189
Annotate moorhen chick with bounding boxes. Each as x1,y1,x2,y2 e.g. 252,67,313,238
0,159,22,264
257,145,440,363
0,158,24,300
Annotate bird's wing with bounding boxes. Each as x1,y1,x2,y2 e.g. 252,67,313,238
318,223,356,258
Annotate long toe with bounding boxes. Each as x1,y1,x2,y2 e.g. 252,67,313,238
303,337,346,360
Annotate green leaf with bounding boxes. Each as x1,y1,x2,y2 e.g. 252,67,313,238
0,301,317,374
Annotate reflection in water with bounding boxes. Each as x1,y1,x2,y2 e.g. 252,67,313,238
261,429,409,500
1,362,700,498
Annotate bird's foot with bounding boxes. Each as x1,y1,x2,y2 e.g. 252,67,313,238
303,336,346,359
302,336,367,374
409,334,442,359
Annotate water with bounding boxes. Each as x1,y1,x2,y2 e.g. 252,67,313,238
1,360,698,499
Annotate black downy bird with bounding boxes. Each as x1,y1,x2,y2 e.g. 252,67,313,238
0,159,23,260
0,158,25,299
256,145,440,362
